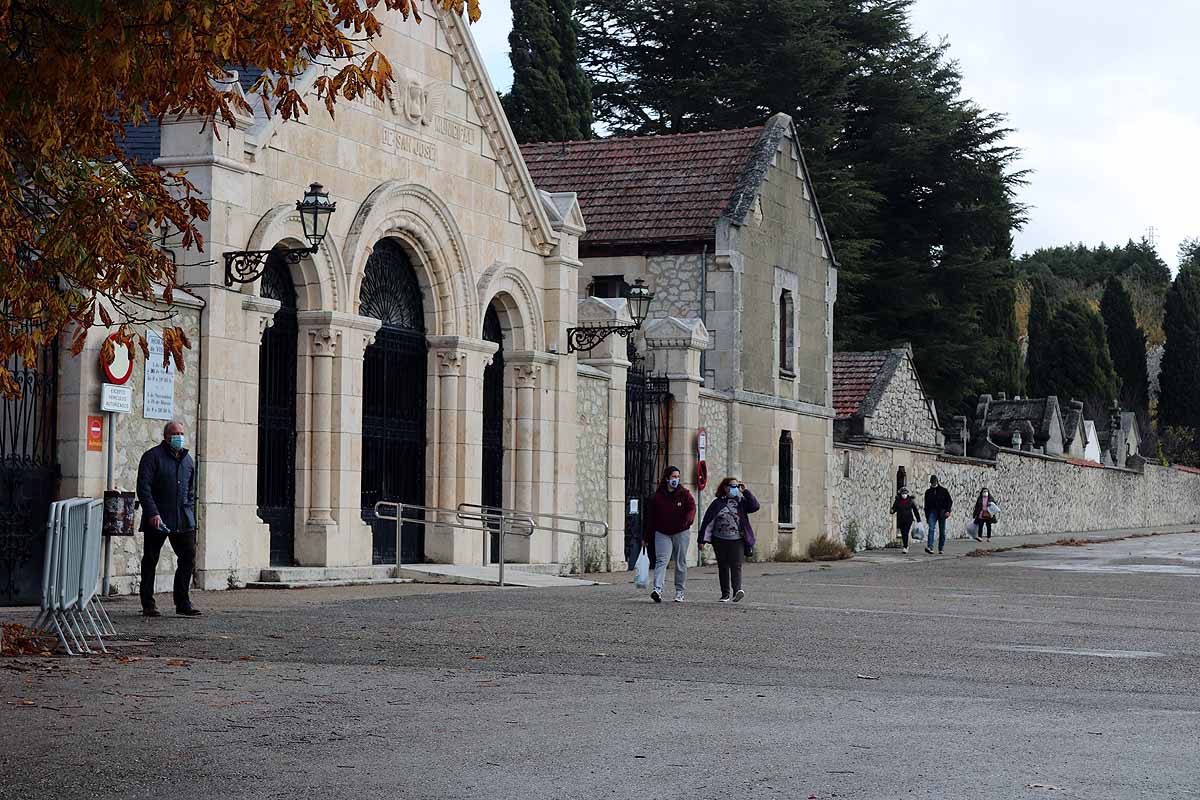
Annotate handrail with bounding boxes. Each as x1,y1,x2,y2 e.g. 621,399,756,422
458,503,609,576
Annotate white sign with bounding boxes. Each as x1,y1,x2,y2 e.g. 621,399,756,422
628,499,638,514
100,384,133,414
143,330,175,421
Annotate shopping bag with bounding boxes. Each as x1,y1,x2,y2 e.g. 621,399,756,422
987,502,1000,521
912,521,928,541
964,520,980,539
634,548,650,588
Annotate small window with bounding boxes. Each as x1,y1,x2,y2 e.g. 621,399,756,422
778,431,794,525
779,289,795,375
842,449,851,478
589,275,626,299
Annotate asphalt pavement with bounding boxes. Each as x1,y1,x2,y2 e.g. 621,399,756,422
3,528,1199,799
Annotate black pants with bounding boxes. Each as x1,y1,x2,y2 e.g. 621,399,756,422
899,520,914,548
975,519,993,539
141,529,197,611
712,538,743,597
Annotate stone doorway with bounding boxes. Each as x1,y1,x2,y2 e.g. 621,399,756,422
482,304,505,563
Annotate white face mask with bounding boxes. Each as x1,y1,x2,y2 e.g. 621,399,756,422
667,477,680,489
728,486,740,498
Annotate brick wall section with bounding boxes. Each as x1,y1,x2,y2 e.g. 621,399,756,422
832,444,1200,549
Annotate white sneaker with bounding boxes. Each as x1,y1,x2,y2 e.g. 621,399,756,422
719,595,732,603
674,591,685,603
732,589,745,603
902,547,908,554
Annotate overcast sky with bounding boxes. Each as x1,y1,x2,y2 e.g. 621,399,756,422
467,1,1198,267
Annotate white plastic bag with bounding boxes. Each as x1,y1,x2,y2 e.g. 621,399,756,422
965,520,980,539
634,548,649,588
912,521,928,541
987,502,1000,521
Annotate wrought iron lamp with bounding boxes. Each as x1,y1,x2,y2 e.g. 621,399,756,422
566,279,654,353
224,183,336,286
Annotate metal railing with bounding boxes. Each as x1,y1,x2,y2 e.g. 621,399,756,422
372,501,607,586
33,498,117,655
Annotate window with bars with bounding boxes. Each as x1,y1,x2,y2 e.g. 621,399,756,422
779,430,794,525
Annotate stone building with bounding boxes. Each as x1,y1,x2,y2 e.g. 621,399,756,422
968,394,1066,459
522,114,839,559
832,346,941,450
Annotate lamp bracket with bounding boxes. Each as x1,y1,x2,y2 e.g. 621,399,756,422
565,322,639,354
223,245,315,287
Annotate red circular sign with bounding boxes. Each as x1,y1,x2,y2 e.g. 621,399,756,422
101,334,134,385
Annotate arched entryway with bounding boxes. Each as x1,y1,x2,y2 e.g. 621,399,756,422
256,251,299,567
482,304,505,562
360,239,428,564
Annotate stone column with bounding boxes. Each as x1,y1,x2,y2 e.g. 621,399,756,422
426,335,497,565
297,324,338,564
644,317,710,566
578,298,635,569
506,352,558,563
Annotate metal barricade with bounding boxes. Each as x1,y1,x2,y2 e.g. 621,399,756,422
456,503,609,577
32,498,115,655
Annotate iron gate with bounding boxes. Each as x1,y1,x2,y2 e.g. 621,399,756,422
0,341,60,605
256,254,299,567
360,240,427,565
481,305,505,563
624,351,671,567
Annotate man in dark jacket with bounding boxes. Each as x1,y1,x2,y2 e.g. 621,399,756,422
137,420,200,617
923,475,953,555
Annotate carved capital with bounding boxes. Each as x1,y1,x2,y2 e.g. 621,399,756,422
435,349,467,375
255,314,276,337
514,363,542,388
309,327,338,356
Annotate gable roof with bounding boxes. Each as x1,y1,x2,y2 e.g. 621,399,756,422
520,125,767,246
984,397,1062,443
832,350,894,419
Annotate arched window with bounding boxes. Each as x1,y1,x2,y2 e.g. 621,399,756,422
779,289,795,375
778,430,793,525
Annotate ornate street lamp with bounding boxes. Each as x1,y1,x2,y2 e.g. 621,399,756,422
566,278,655,353
224,183,337,286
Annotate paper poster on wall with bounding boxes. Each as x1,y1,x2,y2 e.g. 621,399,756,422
143,330,175,421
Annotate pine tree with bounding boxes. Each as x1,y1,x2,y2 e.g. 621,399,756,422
1100,276,1150,433
1158,269,1200,432
1039,300,1118,421
577,0,1025,416
503,0,592,143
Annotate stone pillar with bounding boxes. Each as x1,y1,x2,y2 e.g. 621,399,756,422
644,316,709,565
293,311,380,567
506,352,558,563
578,298,634,568
426,335,497,565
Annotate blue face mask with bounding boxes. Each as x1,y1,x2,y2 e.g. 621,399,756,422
667,477,680,489
728,486,740,498
169,434,186,451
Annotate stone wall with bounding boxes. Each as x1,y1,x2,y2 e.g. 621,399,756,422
832,443,1200,550
575,371,610,570
865,356,940,447
698,392,732,514
109,308,204,593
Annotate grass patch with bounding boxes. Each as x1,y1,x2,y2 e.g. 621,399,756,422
806,535,853,562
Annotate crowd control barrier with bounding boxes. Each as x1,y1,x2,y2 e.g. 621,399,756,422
32,498,116,655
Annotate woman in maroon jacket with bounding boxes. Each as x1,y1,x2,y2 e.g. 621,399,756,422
642,465,697,603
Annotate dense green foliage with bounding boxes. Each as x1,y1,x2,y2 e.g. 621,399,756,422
502,0,592,142
1027,297,1118,421
576,0,1025,415
1025,279,1056,399
1158,269,1200,433
1100,276,1150,435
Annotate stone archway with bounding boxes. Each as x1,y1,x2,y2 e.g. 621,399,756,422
359,239,429,565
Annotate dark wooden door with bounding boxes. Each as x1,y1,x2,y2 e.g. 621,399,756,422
256,254,298,567
482,305,504,562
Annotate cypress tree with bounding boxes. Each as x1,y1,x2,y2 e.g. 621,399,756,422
503,0,592,143
1158,269,1200,432
1100,276,1150,429
1040,300,1118,421
1026,280,1055,397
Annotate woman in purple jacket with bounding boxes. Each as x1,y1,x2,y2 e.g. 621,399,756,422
698,477,760,602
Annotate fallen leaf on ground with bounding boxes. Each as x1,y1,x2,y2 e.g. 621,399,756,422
165,659,190,667
1,623,57,657
856,674,879,680
468,655,486,661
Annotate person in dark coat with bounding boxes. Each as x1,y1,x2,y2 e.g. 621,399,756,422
923,475,953,554
972,487,999,541
642,465,697,603
136,420,201,617
890,487,921,554
698,477,760,603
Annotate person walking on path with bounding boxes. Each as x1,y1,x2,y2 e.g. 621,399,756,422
643,465,697,603
698,477,759,603
137,420,202,618
972,487,999,541
890,487,921,554
923,475,953,554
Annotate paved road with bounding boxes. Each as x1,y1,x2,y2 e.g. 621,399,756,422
3,531,1200,799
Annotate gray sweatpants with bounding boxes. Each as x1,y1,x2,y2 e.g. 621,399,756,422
653,531,689,594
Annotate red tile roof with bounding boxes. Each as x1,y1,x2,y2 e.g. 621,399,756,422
832,351,891,419
520,126,766,246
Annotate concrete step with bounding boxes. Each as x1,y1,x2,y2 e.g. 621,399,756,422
257,565,397,583
506,562,567,576
395,564,597,587
245,577,415,590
